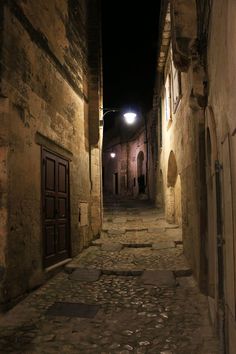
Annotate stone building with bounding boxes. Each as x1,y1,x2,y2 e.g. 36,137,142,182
103,111,157,201
0,0,102,308
154,1,236,352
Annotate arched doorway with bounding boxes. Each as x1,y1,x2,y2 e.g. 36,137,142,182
156,169,164,208
137,151,145,194
205,107,219,325
166,151,182,224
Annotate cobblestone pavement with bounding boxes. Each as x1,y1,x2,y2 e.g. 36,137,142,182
0,198,221,354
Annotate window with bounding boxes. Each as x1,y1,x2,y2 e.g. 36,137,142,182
159,98,162,147
172,60,182,112
164,72,172,121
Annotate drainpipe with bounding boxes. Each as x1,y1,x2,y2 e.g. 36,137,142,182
215,160,226,354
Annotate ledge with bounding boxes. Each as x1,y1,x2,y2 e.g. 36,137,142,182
35,132,73,160
45,258,72,273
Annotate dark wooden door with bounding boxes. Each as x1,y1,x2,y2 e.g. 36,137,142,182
115,173,118,194
42,148,70,267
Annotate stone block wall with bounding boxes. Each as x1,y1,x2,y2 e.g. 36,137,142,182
103,128,149,197
155,1,236,352
207,0,236,351
0,0,102,307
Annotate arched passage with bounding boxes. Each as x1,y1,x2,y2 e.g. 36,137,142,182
166,151,182,224
167,151,177,187
137,151,145,193
205,107,218,302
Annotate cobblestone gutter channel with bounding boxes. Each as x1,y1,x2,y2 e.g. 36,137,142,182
0,199,221,353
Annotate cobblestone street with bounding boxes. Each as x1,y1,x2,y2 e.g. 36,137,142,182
0,199,221,354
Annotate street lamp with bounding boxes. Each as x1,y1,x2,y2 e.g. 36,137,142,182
102,107,149,197
123,112,137,125
101,108,137,124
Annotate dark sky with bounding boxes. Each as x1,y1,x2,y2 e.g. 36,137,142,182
101,0,160,130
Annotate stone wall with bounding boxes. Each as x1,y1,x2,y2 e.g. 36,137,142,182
207,0,236,351
155,1,236,352
0,0,102,307
103,127,150,198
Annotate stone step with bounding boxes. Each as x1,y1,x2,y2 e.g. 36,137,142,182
140,270,177,287
91,241,182,249
122,243,152,248
65,265,193,281
174,268,193,277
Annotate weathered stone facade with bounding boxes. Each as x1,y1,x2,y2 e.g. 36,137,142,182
103,112,157,201
0,0,102,308
154,1,236,353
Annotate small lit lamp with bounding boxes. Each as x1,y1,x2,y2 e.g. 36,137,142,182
110,152,116,158
123,112,137,125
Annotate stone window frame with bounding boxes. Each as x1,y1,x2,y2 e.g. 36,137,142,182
164,63,172,123
164,45,182,128
171,59,182,113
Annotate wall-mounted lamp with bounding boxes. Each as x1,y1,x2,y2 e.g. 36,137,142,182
101,108,137,125
110,152,116,158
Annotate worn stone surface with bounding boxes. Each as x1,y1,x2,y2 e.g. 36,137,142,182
152,242,175,250
0,199,221,353
140,270,176,287
69,269,101,282
101,243,123,252
0,0,102,305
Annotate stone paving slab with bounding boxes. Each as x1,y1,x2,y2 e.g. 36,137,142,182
125,227,148,231
112,217,128,223
101,243,123,252
177,276,197,288
140,270,176,287
68,246,189,272
69,268,101,282
99,228,182,244
123,243,153,248
165,224,179,230
148,227,166,233
174,268,193,277
46,302,100,318
152,241,176,250
107,229,126,235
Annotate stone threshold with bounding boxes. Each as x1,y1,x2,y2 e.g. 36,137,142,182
65,265,192,278
65,265,143,276
102,269,143,276
45,258,72,273
92,241,152,248
122,243,153,248
92,241,181,249
175,240,183,245
174,268,193,277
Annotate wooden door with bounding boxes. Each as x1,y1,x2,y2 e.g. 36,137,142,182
42,148,70,267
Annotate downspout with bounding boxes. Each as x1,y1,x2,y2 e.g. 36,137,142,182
215,160,226,354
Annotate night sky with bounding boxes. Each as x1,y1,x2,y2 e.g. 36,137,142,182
101,1,160,132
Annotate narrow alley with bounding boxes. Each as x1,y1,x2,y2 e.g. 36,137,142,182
1,1,236,352
0,198,220,353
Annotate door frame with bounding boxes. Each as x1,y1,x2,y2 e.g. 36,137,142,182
41,146,71,268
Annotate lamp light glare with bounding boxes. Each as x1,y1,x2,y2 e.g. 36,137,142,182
123,112,137,125
110,152,116,158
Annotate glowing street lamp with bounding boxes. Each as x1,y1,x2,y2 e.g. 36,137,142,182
123,112,137,125
110,152,116,158
101,108,137,125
